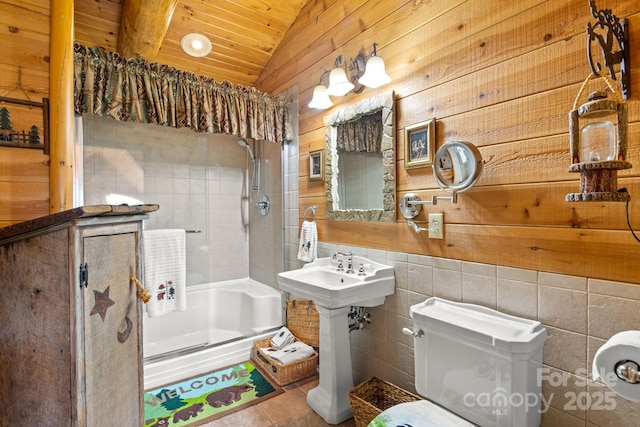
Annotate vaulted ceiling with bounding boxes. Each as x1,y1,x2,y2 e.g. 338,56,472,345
73,0,308,89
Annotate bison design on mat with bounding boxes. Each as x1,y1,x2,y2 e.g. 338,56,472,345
206,384,254,408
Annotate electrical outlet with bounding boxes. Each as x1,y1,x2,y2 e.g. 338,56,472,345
428,213,444,239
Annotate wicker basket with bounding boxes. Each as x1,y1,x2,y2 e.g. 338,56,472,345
251,336,318,386
348,377,421,427
286,299,319,347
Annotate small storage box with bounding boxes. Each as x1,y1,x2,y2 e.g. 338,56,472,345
251,336,318,386
348,377,421,427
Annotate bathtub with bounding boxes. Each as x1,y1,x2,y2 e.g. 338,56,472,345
143,277,283,389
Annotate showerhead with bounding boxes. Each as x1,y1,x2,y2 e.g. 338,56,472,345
237,139,255,161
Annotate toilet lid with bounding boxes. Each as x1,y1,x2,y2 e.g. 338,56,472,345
368,400,475,427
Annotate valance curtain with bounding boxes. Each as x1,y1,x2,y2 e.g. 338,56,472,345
336,110,382,153
73,43,290,143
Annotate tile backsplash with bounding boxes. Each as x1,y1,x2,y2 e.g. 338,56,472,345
305,242,640,427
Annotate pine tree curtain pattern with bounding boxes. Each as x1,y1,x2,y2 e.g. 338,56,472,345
73,43,290,143
336,110,382,153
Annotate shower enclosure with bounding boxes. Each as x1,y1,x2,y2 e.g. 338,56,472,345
79,115,285,371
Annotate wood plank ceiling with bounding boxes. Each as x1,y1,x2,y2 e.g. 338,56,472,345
73,0,309,88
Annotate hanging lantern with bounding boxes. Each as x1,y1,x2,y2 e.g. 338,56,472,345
566,1,632,202
579,91,616,163
566,75,631,202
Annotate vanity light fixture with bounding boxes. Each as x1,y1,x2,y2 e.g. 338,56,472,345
308,43,391,110
326,57,355,96
181,33,212,57
358,43,391,89
308,84,334,109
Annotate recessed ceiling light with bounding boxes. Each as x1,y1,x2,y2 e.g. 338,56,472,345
181,33,212,57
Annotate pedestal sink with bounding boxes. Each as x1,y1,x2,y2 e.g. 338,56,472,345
277,253,395,424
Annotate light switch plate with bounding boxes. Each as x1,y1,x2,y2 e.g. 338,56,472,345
428,213,444,239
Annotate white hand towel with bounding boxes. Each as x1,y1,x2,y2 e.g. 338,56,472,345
143,229,187,318
260,341,316,365
297,220,317,262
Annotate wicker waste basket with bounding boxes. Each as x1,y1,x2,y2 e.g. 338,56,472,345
286,299,319,347
348,377,421,427
251,335,318,386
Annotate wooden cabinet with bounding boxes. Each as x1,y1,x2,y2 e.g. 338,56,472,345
0,205,157,426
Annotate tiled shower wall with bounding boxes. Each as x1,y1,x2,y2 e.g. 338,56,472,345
82,114,282,288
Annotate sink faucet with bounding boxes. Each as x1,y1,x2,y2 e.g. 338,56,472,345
333,251,354,274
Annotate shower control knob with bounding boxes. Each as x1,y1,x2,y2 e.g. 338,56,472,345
256,195,270,216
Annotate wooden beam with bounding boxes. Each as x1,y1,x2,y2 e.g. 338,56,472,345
117,0,179,61
49,0,75,213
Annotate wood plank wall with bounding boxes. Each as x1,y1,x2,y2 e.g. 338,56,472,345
0,0,50,227
255,0,640,284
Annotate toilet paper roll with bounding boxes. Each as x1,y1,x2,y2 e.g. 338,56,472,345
592,330,640,402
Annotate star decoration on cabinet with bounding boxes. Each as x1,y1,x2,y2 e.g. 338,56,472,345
90,286,115,322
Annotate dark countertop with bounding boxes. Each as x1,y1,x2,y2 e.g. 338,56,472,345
0,204,159,243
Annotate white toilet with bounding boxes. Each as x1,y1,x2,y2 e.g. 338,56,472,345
381,297,547,427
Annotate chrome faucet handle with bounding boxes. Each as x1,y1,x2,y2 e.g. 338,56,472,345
344,251,355,273
357,263,366,276
333,251,353,272
346,261,355,274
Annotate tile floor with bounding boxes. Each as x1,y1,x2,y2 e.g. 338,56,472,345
201,375,356,427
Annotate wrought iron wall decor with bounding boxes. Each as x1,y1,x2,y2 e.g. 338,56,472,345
586,0,630,99
0,96,50,154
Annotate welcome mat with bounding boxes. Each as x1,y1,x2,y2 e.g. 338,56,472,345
143,360,283,426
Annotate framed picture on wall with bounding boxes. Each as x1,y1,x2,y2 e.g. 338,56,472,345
309,149,324,181
404,118,435,169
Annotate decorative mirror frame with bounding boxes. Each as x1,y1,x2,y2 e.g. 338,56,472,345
324,91,395,221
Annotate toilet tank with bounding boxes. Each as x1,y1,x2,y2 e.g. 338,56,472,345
411,297,547,427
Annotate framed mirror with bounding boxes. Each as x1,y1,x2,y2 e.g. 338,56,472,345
324,91,394,221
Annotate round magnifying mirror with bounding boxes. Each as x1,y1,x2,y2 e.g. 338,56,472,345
433,141,483,194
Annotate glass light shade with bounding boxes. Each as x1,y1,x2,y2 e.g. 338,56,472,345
326,67,354,96
358,55,391,88
580,120,616,162
308,85,333,109
181,33,212,57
